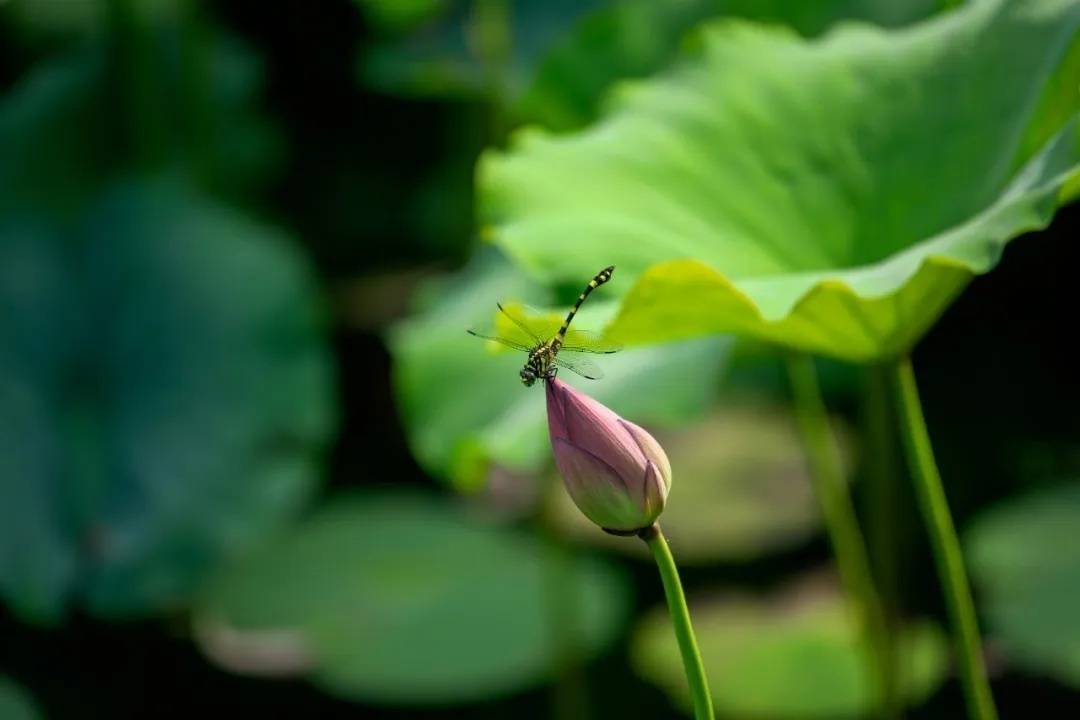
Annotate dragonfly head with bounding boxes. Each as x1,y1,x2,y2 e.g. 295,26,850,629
519,366,538,387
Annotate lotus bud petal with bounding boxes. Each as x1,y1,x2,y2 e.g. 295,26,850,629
546,378,672,533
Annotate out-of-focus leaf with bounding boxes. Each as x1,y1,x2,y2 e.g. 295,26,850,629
3,0,181,38
966,482,1080,687
481,0,1080,361
362,0,940,129
633,575,949,718
0,677,42,720
194,491,632,705
0,32,280,212
552,406,848,563
354,0,447,35
0,178,336,622
184,31,284,199
359,0,612,101
389,250,731,492
0,54,108,218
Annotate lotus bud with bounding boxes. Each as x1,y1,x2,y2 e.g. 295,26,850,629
545,378,672,534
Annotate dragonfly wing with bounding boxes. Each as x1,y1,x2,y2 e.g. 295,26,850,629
496,303,544,343
496,302,566,342
560,328,622,354
465,329,532,353
467,302,542,349
553,353,604,380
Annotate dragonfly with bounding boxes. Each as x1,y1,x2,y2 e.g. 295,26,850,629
468,265,622,386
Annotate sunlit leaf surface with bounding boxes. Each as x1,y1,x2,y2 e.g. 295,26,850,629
481,0,1080,361
633,574,948,718
966,482,1080,688
0,179,335,621
195,492,632,705
518,0,941,130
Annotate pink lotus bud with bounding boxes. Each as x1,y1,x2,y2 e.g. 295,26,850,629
546,378,672,533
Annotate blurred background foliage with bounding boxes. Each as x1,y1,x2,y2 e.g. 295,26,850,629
1,0,1079,718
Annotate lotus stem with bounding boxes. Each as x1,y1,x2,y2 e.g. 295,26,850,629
863,364,903,716
640,524,714,720
891,355,997,720
785,353,892,716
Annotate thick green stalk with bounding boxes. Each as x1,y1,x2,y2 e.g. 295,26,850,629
640,524,713,720
785,353,891,715
890,356,997,720
863,364,903,717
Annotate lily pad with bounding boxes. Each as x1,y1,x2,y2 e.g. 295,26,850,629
552,405,849,563
966,481,1080,687
0,677,42,720
389,249,730,491
480,0,1080,361
194,491,632,705
633,574,949,718
0,178,336,621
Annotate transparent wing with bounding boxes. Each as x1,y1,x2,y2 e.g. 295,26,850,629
560,328,622,354
465,329,532,354
472,301,619,359
496,302,563,342
498,302,621,354
552,353,604,380
467,302,549,348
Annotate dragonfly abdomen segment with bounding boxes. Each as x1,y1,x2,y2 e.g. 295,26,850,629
553,265,614,351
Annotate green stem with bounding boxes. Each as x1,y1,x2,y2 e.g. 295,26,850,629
641,524,713,720
863,364,903,718
890,356,997,720
785,353,891,716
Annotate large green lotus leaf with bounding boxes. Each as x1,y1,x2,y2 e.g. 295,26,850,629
0,178,336,622
0,677,42,720
518,0,940,131
389,250,730,491
551,405,850,563
481,0,1080,362
633,575,948,718
965,482,1080,687
194,491,632,705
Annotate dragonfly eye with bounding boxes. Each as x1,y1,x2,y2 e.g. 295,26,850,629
520,368,536,386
